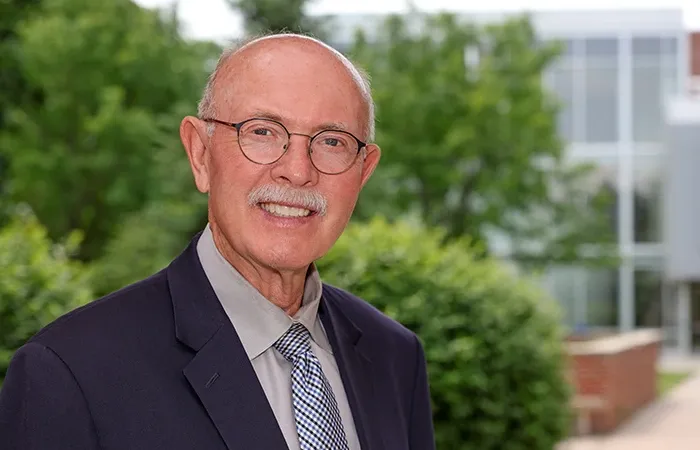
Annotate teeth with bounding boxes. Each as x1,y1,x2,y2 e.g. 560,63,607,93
260,203,312,218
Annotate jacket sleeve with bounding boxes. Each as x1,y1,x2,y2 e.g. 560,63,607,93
0,341,101,449
409,335,436,450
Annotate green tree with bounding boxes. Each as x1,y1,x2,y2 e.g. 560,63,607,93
0,0,43,128
228,0,329,38
350,12,616,265
318,217,572,449
90,166,209,296
0,0,217,261
0,0,43,214
0,205,93,381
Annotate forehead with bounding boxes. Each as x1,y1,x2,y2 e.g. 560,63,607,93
214,42,366,132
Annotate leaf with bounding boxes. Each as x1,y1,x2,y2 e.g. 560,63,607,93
0,206,93,381
348,12,616,266
317,217,573,448
1,0,218,261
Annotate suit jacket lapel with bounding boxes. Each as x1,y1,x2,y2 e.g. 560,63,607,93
320,286,384,450
168,234,288,450
182,326,288,450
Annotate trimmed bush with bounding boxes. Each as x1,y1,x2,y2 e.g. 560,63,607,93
0,206,93,381
318,217,572,449
90,198,206,297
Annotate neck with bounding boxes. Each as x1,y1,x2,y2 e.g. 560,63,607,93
210,222,308,317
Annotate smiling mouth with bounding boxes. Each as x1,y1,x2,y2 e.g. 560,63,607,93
259,202,314,218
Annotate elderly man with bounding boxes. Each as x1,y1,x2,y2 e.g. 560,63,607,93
0,34,435,449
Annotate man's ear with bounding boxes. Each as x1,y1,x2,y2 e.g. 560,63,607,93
359,144,381,188
180,116,211,193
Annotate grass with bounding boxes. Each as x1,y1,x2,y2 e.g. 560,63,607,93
658,371,692,395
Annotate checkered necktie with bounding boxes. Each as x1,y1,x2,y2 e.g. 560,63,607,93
274,322,350,450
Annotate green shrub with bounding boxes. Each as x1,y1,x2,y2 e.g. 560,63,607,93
318,217,572,449
0,206,93,381
90,197,206,297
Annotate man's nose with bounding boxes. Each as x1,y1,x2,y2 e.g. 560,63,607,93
269,134,318,186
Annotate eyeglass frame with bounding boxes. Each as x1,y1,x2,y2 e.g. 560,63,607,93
201,117,369,175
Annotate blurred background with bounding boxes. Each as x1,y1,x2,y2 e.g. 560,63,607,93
2,0,700,447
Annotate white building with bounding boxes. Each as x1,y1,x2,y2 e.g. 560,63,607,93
330,9,699,354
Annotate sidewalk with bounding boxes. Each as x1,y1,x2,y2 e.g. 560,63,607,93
560,371,700,449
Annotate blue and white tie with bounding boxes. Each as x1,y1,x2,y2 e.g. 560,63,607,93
274,322,350,450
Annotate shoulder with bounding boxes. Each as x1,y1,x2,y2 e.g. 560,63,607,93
321,283,420,349
321,283,429,404
29,269,173,355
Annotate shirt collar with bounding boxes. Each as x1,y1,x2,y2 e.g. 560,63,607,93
196,224,331,360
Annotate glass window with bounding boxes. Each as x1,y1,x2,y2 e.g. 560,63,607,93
661,60,679,97
586,267,619,327
633,253,664,270
566,38,621,143
660,37,678,57
544,265,620,330
545,266,582,328
631,36,680,142
663,284,678,348
585,37,618,58
632,36,677,58
547,64,574,141
632,63,663,142
634,269,663,328
633,154,665,243
568,154,619,242
691,285,700,351
632,36,679,66
632,37,662,57
632,36,678,63
584,65,619,142
632,61,679,142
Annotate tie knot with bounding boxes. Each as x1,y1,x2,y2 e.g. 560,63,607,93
274,322,311,362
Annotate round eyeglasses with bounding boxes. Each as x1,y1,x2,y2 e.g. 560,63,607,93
202,117,367,175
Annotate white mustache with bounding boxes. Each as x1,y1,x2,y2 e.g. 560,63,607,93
248,184,328,216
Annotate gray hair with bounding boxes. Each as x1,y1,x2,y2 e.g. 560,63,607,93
197,33,376,142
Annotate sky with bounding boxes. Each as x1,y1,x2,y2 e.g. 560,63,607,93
134,0,700,42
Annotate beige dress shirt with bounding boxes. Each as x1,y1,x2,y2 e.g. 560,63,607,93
196,224,361,450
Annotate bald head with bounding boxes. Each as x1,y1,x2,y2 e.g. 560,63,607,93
197,33,375,141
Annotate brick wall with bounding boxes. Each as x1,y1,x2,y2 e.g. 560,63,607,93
691,32,700,76
567,333,661,434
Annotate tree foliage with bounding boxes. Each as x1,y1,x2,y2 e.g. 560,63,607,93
0,0,43,208
0,0,217,261
350,13,616,265
318,217,572,449
228,0,329,39
0,206,93,381
90,193,207,297
0,0,43,128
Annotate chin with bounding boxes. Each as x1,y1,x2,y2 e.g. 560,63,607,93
253,239,324,272
256,250,316,272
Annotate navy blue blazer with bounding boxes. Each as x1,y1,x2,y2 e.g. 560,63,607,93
0,233,435,449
